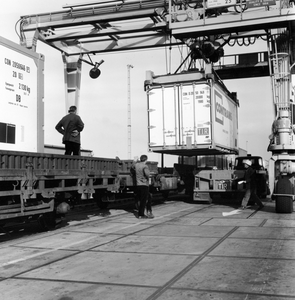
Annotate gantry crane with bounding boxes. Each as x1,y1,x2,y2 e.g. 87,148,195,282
18,0,295,212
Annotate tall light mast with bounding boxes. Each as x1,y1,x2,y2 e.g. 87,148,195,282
127,64,133,159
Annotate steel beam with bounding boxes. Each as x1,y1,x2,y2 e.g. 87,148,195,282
46,34,180,55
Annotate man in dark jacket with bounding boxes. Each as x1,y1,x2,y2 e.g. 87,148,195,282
131,154,154,219
55,105,84,155
240,159,264,210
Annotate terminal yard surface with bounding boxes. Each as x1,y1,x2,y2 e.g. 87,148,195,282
1,198,295,300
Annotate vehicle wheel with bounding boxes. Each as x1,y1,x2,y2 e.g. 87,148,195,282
93,191,110,209
162,191,169,200
276,196,293,213
194,192,212,203
275,177,294,213
38,212,56,231
96,198,109,209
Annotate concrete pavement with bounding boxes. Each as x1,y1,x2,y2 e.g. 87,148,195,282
0,199,295,299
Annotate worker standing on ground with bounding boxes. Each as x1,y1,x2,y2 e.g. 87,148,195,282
131,154,154,219
55,105,84,156
240,159,264,210
130,156,140,210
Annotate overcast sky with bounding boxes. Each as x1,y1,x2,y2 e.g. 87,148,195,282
0,1,276,166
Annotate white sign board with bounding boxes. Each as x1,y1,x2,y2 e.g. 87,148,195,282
0,43,39,151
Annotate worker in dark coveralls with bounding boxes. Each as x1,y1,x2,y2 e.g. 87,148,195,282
55,105,84,155
131,154,154,219
240,159,264,210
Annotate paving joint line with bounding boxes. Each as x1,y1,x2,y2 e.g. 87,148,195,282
2,202,204,280
1,202,233,290
169,286,295,299
85,203,210,251
146,226,240,300
259,219,268,227
12,276,160,290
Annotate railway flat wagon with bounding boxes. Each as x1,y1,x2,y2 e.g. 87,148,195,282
0,36,122,228
0,150,120,228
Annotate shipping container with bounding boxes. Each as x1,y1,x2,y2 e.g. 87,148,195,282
145,71,239,156
0,36,44,152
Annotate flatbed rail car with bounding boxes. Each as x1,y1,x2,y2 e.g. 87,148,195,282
0,150,120,228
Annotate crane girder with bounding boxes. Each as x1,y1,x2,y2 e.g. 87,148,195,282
19,0,295,59
21,8,162,31
44,22,168,43
170,12,295,40
39,21,183,55
19,0,171,52
17,0,295,84
49,33,181,56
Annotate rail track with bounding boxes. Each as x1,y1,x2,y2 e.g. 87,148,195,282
0,193,187,242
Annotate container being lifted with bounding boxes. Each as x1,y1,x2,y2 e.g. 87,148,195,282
145,70,239,157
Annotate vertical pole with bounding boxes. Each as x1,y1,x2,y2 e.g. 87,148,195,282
162,86,166,147
127,64,133,159
193,83,197,145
